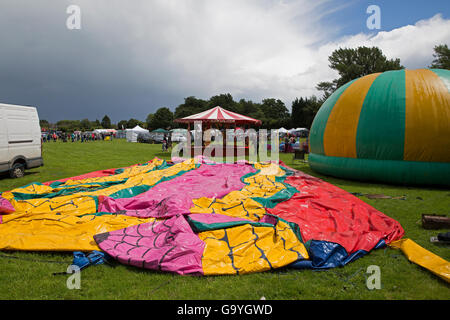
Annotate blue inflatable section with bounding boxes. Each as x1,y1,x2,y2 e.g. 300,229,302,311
72,251,111,270
290,239,386,269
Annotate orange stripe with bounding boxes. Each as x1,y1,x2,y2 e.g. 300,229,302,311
323,73,380,158
404,69,450,162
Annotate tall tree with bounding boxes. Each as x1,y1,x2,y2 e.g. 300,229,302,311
80,118,91,130
429,44,450,69
208,93,238,112
150,107,174,130
174,96,208,119
260,98,290,120
317,46,403,98
127,118,143,129
117,120,128,130
145,113,154,129
291,96,321,129
315,81,337,101
39,119,50,129
237,99,259,117
101,115,111,128
291,98,306,127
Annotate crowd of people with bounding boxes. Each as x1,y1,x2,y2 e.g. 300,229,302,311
282,134,309,153
42,131,116,143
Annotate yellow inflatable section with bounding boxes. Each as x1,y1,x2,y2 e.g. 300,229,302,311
199,218,309,275
0,158,196,251
190,163,289,221
390,239,450,283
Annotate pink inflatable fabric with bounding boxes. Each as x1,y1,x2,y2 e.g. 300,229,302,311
95,213,280,275
99,163,256,218
0,196,15,215
94,214,205,275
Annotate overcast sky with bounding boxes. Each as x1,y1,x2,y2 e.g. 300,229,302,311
0,0,448,123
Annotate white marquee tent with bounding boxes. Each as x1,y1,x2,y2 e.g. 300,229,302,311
125,125,149,143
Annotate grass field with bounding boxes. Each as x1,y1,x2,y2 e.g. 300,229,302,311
0,139,449,300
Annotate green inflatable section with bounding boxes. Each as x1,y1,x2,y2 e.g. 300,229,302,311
308,153,450,186
308,69,450,187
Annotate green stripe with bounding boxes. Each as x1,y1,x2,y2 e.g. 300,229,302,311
309,80,356,155
430,68,450,92
12,186,105,200
309,153,450,186
252,185,298,209
12,162,171,201
187,216,274,233
356,69,406,160
250,165,299,208
276,215,305,243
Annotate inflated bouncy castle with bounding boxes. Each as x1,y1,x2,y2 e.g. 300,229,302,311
309,69,450,186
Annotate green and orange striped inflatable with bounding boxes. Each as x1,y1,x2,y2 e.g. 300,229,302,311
309,69,450,186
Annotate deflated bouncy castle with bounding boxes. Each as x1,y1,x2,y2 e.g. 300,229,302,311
309,69,450,186
0,157,448,281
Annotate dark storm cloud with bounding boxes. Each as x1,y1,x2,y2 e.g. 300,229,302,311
0,0,338,123
0,1,447,123
0,1,190,122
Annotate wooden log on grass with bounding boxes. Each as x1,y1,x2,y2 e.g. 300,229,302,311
422,214,450,230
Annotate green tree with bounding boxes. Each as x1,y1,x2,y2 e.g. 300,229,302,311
174,96,209,120
291,97,306,128
101,115,111,128
39,119,50,129
260,99,289,120
317,46,403,98
117,120,128,130
80,118,91,130
237,99,259,117
208,93,238,112
127,118,144,129
429,44,450,69
150,107,174,130
291,97,321,129
315,81,337,101
145,114,154,129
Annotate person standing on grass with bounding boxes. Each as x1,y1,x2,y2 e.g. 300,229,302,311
162,135,167,151
168,134,172,151
284,134,289,153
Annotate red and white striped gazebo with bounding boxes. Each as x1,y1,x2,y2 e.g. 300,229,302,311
174,106,260,157
174,106,261,126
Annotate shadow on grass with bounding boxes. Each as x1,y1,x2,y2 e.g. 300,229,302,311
286,160,450,193
0,169,41,182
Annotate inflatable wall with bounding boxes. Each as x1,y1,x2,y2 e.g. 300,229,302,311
309,69,450,186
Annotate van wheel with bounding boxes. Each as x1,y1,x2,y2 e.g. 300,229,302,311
10,163,25,178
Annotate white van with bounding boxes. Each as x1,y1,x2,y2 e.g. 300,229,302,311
0,103,44,178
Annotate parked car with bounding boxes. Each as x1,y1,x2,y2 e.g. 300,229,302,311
151,133,165,143
0,103,44,178
171,129,189,142
137,132,164,144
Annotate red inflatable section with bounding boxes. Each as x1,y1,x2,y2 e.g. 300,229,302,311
42,169,118,186
41,160,158,186
269,164,404,254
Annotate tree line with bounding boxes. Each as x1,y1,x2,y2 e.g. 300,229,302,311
41,44,449,132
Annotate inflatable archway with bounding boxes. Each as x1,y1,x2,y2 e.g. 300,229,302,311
309,69,450,186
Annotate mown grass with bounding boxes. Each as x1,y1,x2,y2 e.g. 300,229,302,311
0,139,449,300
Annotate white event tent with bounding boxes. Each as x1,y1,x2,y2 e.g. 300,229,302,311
125,125,149,143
